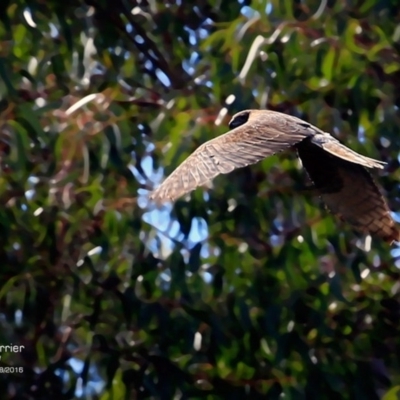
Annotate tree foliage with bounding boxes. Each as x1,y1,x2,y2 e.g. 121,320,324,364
1,0,400,398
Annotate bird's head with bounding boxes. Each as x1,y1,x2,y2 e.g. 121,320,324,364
228,110,251,129
228,109,273,130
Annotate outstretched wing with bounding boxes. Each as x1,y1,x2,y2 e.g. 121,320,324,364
150,110,313,203
310,133,386,169
297,138,399,244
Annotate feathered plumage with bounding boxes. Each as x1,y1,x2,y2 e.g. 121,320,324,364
150,110,399,244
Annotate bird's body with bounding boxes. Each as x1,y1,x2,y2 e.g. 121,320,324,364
150,110,399,244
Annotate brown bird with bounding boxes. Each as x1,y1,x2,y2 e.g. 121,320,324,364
150,110,399,244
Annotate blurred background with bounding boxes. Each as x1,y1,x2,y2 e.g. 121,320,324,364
1,0,400,398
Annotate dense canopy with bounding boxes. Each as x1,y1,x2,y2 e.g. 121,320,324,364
1,0,400,399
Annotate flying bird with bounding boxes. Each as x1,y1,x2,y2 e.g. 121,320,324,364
150,110,399,244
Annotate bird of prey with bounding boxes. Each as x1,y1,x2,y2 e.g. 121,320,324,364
150,110,399,244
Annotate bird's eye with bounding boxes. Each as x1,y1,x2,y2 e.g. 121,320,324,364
229,111,250,130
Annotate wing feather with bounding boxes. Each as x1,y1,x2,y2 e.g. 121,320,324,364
311,134,386,169
150,112,310,202
297,139,399,243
